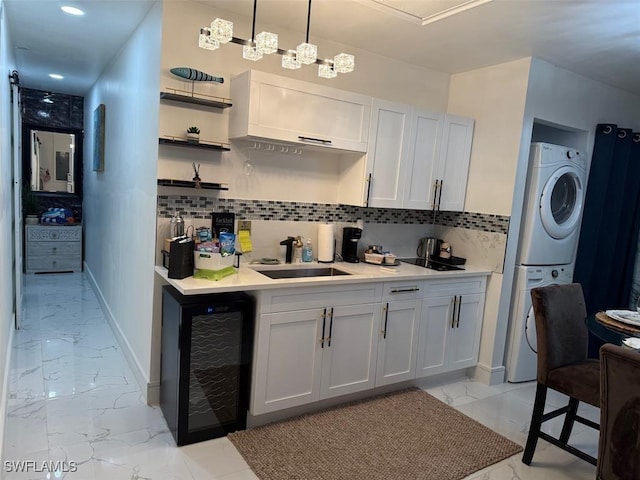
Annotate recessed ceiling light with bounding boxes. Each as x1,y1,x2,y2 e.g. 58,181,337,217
61,6,85,16
49,73,64,80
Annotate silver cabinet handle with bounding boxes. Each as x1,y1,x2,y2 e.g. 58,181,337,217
298,136,332,145
390,288,420,293
327,307,334,347
365,173,372,207
456,296,462,328
437,179,443,212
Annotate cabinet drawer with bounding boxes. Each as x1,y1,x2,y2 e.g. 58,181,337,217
423,276,486,298
26,225,82,242
27,241,79,257
382,281,422,301
26,255,81,273
260,283,383,313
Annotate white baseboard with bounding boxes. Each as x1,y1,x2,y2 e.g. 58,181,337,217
0,317,16,464
472,362,506,385
147,381,160,405
84,262,153,404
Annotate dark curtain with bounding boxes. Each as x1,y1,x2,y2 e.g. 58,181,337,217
574,125,640,356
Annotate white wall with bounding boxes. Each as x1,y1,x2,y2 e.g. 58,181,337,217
0,0,16,459
83,2,161,401
157,0,451,205
491,57,640,373
448,56,640,384
446,58,531,384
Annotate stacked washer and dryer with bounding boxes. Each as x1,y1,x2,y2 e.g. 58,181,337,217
505,142,588,382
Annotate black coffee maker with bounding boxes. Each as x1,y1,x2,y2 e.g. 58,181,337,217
342,227,362,263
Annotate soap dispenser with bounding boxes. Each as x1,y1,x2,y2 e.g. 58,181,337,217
302,237,313,262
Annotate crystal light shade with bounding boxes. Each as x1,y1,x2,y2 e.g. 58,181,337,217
318,63,337,79
243,43,263,61
199,28,220,51
256,31,278,54
282,50,301,70
197,7,355,76
333,53,355,73
296,42,318,65
210,18,233,44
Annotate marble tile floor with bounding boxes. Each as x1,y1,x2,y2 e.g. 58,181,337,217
2,272,598,479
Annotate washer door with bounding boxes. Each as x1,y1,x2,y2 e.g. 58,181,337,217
525,280,565,354
539,165,584,239
524,305,537,353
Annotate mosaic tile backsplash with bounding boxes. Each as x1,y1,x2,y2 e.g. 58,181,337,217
158,196,510,235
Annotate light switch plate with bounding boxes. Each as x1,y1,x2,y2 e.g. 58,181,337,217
238,220,252,233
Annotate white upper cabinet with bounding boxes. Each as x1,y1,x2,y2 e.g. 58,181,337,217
366,99,412,208
364,100,474,211
229,70,372,153
435,115,475,212
402,108,443,210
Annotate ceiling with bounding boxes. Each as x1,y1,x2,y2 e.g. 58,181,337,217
4,0,640,97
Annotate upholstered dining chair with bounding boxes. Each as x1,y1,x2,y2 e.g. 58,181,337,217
522,283,600,466
598,344,640,479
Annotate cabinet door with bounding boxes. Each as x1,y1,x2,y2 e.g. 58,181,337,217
448,293,485,371
416,295,455,377
435,114,474,212
366,99,412,208
403,108,442,210
231,70,371,152
252,310,323,414
320,304,380,399
375,300,421,387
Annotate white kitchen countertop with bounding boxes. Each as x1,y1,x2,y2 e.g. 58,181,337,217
155,260,492,295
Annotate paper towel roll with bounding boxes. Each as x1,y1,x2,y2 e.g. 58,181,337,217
317,223,335,263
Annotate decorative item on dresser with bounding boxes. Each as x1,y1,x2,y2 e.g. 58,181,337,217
25,224,82,274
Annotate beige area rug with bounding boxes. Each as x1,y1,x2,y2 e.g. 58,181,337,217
228,388,523,480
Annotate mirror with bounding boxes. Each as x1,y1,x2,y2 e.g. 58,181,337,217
23,126,83,197
30,130,75,192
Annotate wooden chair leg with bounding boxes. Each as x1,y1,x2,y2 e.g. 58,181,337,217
523,383,548,465
559,397,579,444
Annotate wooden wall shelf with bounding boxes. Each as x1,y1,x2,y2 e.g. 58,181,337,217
158,137,231,151
160,91,232,109
157,179,229,191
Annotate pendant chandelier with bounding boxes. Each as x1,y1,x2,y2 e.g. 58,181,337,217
198,0,355,78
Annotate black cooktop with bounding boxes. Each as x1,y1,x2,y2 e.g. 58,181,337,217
399,258,464,271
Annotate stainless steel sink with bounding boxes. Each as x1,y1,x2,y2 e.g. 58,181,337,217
255,267,352,279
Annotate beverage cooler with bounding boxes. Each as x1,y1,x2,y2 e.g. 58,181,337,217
161,286,255,446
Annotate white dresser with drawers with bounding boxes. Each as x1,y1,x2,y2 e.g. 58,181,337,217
25,224,82,274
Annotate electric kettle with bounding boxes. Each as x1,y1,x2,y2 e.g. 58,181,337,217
417,237,443,259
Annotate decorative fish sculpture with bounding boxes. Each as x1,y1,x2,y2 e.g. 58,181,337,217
170,67,224,84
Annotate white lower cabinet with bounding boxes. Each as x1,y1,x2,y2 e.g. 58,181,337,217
251,276,486,415
320,304,380,399
252,303,380,415
375,299,421,386
416,278,486,377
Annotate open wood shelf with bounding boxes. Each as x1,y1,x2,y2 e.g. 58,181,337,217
158,137,231,151
160,91,232,109
157,179,229,191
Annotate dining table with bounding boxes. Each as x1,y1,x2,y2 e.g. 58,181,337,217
589,311,640,351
